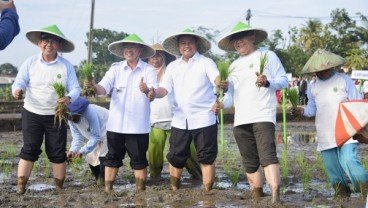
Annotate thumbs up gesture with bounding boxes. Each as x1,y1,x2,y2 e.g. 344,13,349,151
147,87,155,102
139,77,149,94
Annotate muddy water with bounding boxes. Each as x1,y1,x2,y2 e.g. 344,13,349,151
0,122,367,207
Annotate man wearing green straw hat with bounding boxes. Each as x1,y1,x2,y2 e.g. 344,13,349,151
12,24,81,194
216,21,288,204
84,34,157,192
141,29,226,192
296,48,368,198
145,43,202,181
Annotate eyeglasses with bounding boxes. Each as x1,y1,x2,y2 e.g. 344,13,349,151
41,38,61,45
122,45,141,50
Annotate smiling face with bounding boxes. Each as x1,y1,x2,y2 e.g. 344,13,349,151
177,35,197,62
122,43,142,63
231,31,256,56
37,35,61,62
148,52,164,69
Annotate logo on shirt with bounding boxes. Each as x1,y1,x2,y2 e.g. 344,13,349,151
333,87,338,92
249,63,254,69
57,74,62,79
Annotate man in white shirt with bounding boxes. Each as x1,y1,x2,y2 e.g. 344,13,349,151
142,29,225,192
85,34,157,192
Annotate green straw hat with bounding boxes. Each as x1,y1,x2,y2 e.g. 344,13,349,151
26,24,75,53
217,21,268,52
108,34,155,59
150,43,177,65
302,48,346,74
162,29,211,56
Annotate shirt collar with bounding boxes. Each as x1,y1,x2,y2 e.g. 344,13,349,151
179,51,200,63
38,52,59,64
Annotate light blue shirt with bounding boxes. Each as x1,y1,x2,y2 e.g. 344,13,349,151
68,104,108,155
12,53,81,115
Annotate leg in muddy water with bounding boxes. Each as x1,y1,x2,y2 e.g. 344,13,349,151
105,167,118,192
246,168,265,202
184,142,202,180
17,159,34,194
134,168,147,191
333,183,351,198
202,163,215,192
89,164,100,181
264,163,281,204
169,165,183,190
52,162,66,190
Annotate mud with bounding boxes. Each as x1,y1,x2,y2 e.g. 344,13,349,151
0,122,367,208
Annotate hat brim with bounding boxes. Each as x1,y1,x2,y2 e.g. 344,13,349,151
108,40,155,59
26,30,75,53
218,28,268,52
301,49,346,74
162,32,211,56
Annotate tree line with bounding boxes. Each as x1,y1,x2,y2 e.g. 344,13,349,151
1,8,367,83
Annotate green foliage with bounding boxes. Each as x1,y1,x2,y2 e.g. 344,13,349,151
259,51,268,75
81,63,93,81
0,63,17,75
286,88,299,109
295,152,315,193
280,146,289,181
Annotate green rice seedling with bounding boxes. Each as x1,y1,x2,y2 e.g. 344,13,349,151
280,146,289,181
0,151,6,168
32,160,38,176
286,88,299,114
362,154,368,172
295,152,314,193
70,157,83,179
81,63,95,98
258,51,268,76
216,60,234,150
313,150,330,189
53,79,69,127
6,144,16,164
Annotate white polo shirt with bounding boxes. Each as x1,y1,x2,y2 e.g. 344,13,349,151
160,52,218,130
99,59,157,134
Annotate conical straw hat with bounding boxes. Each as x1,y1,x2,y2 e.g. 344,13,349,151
150,43,177,65
108,34,155,59
302,48,345,74
162,29,211,56
217,21,268,52
26,24,75,53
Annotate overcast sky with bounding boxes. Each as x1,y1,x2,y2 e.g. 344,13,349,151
0,0,367,68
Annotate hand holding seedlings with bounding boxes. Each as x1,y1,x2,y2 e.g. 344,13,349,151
255,73,268,87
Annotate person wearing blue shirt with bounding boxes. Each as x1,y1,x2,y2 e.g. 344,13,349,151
12,24,80,194
0,0,19,50
67,97,109,185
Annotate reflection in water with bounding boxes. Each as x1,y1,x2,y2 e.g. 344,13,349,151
276,132,317,144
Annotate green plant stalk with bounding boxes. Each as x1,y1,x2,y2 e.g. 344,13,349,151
220,88,224,151
280,146,289,181
53,82,69,127
282,89,288,144
259,52,268,75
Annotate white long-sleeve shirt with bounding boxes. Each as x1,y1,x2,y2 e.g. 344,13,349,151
303,72,361,151
160,52,219,130
223,49,288,126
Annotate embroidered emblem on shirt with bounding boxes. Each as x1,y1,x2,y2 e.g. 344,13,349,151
333,87,338,92
249,64,254,68
57,74,62,79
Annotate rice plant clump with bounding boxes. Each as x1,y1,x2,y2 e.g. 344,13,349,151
53,80,69,127
81,63,95,98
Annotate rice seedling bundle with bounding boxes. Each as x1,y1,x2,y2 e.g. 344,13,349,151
53,80,69,127
81,63,95,97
